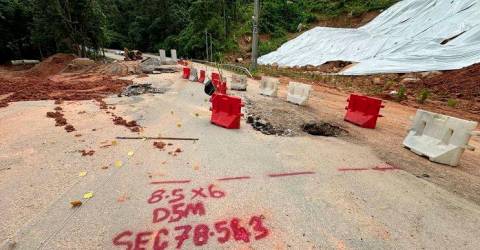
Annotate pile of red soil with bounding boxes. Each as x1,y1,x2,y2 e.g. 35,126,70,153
0,54,132,108
112,115,141,132
27,53,76,78
153,141,166,150
0,73,131,107
46,111,67,126
46,106,77,133
79,150,95,156
422,64,480,100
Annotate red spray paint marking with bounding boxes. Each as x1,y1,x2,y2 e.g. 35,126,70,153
337,167,370,172
150,180,191,185
217,176,251,181
372,164,400,171
268,171,316,178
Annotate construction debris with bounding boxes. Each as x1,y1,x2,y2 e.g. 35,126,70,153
120,83,167,96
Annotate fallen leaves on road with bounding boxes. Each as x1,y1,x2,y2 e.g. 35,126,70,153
114,160,123,168
101,166,109,170
193,163,200,171
83,192,94,199
117,193,129,203
78,171,87,177
128,151,134,156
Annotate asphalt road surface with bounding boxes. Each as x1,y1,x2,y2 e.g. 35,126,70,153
1,68,480,250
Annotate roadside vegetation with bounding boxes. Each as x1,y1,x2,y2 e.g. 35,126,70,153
0,0,398,63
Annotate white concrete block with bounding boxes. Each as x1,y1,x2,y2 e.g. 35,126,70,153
260,77,278,97
403,110,478,166
230,74,247,91
287,82,311,105
189,68,198,82
171,49,177,62
159,49,166,64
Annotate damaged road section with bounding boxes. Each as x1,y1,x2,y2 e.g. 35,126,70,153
244,96,348,137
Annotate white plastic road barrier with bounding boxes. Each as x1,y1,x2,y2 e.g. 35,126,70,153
159,49,166,64
287,82,311,106
171,49,178,62
258,0,480,75
230,74,247,91
259,77,278,97
189,68,198,82
403,110,479,166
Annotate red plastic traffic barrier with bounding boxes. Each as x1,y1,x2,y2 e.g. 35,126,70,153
210,93,243,129
182,67,190,79
344,94,384,129
211,72,227,94
198,70,206,83
212,72,220,83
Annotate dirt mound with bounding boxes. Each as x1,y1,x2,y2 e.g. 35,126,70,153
112,115,141,132
422,64,480,100
27,53,76,78
0,74,131,107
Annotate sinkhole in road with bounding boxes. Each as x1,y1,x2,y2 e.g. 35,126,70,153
302,122,347,137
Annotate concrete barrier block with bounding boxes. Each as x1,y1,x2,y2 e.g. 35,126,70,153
403,110,478,166
189,68,198,82
260,77,278,97
159,49,166,64
287,82,311,105
171,49,177,62
230,74,247,91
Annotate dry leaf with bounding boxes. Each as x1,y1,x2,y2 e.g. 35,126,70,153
78,171,87,177
117,193,128,203
128,151,134,156
83,192,94,199
177,123,182,128
111,140,118,146
101,166,109,170
114,160,123,168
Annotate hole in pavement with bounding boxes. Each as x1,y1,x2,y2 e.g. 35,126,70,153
302,122,347,137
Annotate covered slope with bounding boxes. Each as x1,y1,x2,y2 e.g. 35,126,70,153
258,0,480,75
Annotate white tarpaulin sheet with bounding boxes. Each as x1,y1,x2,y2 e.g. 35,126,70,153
258,0,480,75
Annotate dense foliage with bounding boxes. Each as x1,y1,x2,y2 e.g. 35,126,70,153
0,0,398,63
